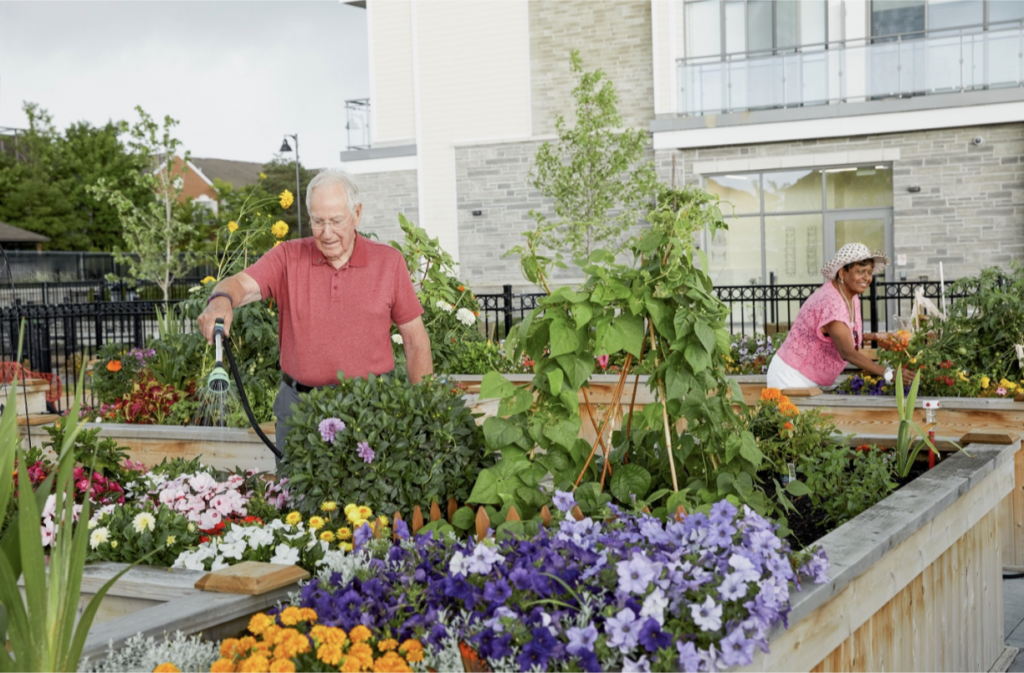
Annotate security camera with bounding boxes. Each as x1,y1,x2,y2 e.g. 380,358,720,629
973,136,984,146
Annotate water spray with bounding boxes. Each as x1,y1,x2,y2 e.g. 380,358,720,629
207,318,282,460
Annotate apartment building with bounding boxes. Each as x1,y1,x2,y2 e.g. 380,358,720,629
341,0,1024,292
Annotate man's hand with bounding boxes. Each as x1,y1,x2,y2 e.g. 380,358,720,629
197,273,263,344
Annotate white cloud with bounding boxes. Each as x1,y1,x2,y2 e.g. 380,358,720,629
0,1,369,169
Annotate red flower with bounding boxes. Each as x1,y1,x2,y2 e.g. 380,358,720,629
939,360,954,369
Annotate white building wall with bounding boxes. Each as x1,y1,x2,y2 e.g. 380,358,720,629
411,0,532,262
368,0,416,145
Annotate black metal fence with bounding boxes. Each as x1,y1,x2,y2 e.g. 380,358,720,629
475,280,965,340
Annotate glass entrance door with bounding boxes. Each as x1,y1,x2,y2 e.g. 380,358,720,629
825,209,894,331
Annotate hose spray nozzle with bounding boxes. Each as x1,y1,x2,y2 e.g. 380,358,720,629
208,318,230,393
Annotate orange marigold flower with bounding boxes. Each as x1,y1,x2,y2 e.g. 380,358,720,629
153,664,180,673
311,625,347,646
349,625,372,643
778,402,799,416
220,639,242,660
317,642,344,666
404,649,424,663
210,658,237,673
252,642,273,657
339,655,362,673
248,613,274,636
760,387,781,402
106,360,123,372
236,655,271,673
261,626,281,645
783,422,794,430
374,652,412,673
299,607,318,623
268,660,295,673
377,638,399,652
398,640,423,653
278,607,303,626
238,636,257,653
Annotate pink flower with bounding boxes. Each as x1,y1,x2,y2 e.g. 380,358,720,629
319,417,346,443
597,354,609,370
199,510,222,530
357,441,375,464
997,387,1008,396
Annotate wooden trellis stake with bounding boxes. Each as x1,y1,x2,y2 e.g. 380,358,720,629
540,505,552,527
412,506,424,534
475,506,490,542
447,497,458,522
506,506,521,522
430,501,442,523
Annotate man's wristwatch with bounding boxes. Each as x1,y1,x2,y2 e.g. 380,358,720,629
884,367,895,384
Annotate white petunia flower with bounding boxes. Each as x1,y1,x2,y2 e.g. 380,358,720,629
456,308,476,326
132,512,156,533
391,333,404,345
270,543,300,566
89,527,110,550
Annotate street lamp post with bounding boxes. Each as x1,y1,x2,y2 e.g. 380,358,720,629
279,134,302,238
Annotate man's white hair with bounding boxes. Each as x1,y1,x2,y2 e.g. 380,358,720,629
306,168,360,217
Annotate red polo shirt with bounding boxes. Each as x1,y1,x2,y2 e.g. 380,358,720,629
244,235,424,387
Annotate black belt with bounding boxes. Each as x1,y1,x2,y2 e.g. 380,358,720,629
282,372,318,393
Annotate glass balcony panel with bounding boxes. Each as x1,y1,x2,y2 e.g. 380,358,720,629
987,29,1023,87
924,34,962,92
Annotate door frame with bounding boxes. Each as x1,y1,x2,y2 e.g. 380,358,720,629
824,208,894,282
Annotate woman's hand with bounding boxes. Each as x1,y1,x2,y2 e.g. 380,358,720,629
824,321,889,378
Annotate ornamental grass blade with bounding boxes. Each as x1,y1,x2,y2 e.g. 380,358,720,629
895,368,907,421
0,551,31,670
0,322,25,533
906,370,922,417
14,431,48,669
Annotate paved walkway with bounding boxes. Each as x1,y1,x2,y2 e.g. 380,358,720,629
1004,575,1024,671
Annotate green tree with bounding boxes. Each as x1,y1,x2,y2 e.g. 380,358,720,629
87,106,205,301
515,50,657,286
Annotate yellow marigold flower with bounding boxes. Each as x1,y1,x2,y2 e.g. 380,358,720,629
321,501,338,512
201,276,216,285
268,660,295,673
227,221,239,233
377,515,389,528
211,659,237,673
349,625,372,644
339,541,353,552
279,189,294,210
237,654,270,673
760,388,782,402
317,642,344,666
308,515,325,530
279,607,303,627
271,220,289,239
336,526,352,540
344,503,358,515
284,511,302,526
153,664,180,673
259,172,267,179
981,376,991,389
320,530,336,542
273,240,281,248
357,505,373,520
248,613,274,637
377,638,399,652
339,656,362,673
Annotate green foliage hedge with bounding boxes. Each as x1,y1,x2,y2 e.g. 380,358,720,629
279,372,491,516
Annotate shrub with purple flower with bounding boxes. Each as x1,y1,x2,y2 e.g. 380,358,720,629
295,499,828,672
318,417,345,443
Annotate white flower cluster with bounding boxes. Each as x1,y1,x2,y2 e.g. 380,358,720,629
456,307,476,326
40,494,82,547
391,333,404,345
172,518,326,572
435,300,454,313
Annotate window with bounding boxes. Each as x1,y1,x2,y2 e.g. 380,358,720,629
684,0,828,59
705,165,893,286
871,0,1024,40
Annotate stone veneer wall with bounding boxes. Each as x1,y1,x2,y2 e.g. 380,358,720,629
352,169,419,247
655,123,1024,280
529,0,654,136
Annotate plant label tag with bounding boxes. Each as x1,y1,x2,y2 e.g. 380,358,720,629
1016,344,1024,369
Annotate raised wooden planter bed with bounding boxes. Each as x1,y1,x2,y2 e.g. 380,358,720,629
743,434,1015,671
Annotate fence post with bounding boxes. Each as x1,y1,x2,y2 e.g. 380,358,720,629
42,282,48,306
502,284,513,338
869,280,879,334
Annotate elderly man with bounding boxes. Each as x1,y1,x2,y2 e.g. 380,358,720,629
198,169,433,454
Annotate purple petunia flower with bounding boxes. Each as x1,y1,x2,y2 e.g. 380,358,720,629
677,641,701,673
799,547,831,584
565,624,598,655
709,500,738,526
353,521,373,548
637,617,672,653
483,578,512,603
393,518,410,540
552,489,577,513
617,554,658,595
318,417,345,443
606,607,641,652
356,441,375,463
719,626,757,667
691,595,723,632
719,572,749,600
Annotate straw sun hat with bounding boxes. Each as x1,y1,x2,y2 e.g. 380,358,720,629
820,243,890,281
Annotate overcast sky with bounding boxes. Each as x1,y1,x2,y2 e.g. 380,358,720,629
0,0,369,169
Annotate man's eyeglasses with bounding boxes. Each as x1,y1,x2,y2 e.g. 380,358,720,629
309,216,354,231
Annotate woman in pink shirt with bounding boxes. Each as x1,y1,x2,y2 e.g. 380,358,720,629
768,244,897,390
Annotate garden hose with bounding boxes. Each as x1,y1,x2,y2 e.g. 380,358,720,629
213,319,282,460
208,320,230,394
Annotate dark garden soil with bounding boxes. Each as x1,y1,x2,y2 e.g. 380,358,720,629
771,458,933,549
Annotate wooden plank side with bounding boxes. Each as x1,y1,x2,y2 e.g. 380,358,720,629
1014,441,1024,565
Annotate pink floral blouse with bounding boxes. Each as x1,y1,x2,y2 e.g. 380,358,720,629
775,281,862,386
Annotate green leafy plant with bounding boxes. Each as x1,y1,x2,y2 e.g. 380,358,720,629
89,343,146,405
279,372,491,516
87,502,199,567
799,445,897,527
0,326,150,672
41,423,131,483
894,368,940,478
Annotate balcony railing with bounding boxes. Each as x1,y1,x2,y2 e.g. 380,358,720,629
677,20,1024,116
345,98,371,150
